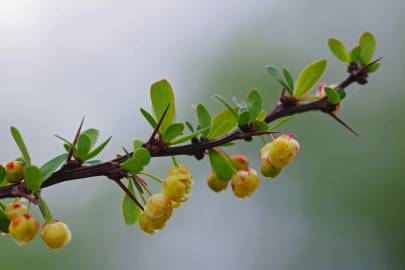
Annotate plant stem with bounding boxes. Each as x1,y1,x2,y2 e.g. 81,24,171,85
36,193,53,222
138,172,163,184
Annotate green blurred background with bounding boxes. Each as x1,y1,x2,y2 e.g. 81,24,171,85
0,0,404,269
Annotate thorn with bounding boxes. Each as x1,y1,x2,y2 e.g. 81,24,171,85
66,117,85,162
328,113,359,137
359,57,383,73
147,104,170,143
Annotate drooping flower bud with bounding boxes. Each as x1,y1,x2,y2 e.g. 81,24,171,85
5,202,28,220
8,214,39,245
144,194,173,221
41,221,72,250
230,154,249,171
261,134,300,169
231,168,260,198
162,174,187,203
207,171,228,192
139,213,156,235
260,159,281,178
5,161,25,184
167,164,193,202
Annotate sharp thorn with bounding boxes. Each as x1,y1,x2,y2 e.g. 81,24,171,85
328,113,359,137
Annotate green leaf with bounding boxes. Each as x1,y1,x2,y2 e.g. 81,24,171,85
294,59,328,98
359,32,376,64
350,46,361,63
150,80,176,134
208,149,234,181
206,109,238,139
121,158,143,173
238,109,250,126
232,96,247,109
140,108,157,129
162,123,185,142
0,208,10,233
282,68,295,91
24,165,43,192
328,37,350,63
253,120,269,132
368,62,380,73
122,180,141,225
132,139,144,150
83,136,112,161
185,121,194,132
40,153,68,181
10,126,31,165
256,110,267,121
196,104,211,137
133,148,151,167
0,165,5,184
76,133,92,159
170,127,209,145
324,87,341,105
266,65,291,94
247,89,262,121
269,116,294,130
213,95,238,118
82,129,99,149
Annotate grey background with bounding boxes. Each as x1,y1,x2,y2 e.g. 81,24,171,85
0,0,404,269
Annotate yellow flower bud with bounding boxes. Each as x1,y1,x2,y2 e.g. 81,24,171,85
163,175,187,203
5,161,25,184
5,203,28,220
41,221,72,250
144,194,173,221
9,214,39,245
231,168,260,198
260,159,281,178
139,213,156,235
230,154,249,171
207,171,228,192
167,164,193,201
262,134,300,168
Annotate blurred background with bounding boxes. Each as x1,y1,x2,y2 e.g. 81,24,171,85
0,0,404,269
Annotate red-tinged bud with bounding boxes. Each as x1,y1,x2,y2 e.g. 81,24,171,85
260,159,281,178
231,168,260,198
41,221,72,250
230,154,249,171
5,203,28,220
5,161,24,183
9,214,39,245
207,171,228,192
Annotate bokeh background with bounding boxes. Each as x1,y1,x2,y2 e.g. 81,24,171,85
0,0,404,269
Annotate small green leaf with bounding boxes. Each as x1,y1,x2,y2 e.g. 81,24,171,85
121,158,143,173
133,148,151,167
294,59,328,98
185,121,194,132
170,127,209,145
0,165,5,184
253,120,269,131
359,32,376,64
40,153,68,181
328,37,350,63
76,133,92,159
196,104,211,137
132,139,144,150
282,68,295,92
247,89,262,121
238,109,250,126
24,165,43,192
266,65,291,94
150,80,176,134
256,110,267,121
0,208,10,233
82,129,99,149
324,87,341,105
83,136,112,161
162,123,185,142
10,126,31,165
350,46,361,63
208,149,234,181
368,62,380,73
140,108,157,129
206,109,238,139
122,180,141,225
232,96,247,109
269,116,294,130
213,95,238,118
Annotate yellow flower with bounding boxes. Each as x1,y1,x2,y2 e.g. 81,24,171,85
261,134,300,169
163,175,187,203
9,214,39,245
260,159,281,179
144,194,173,221
41,221,72,250
5,161,25,184
5,202,28,220
231,168,260,198
167,164,193,201
139,213,156,235
207,171,228,192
